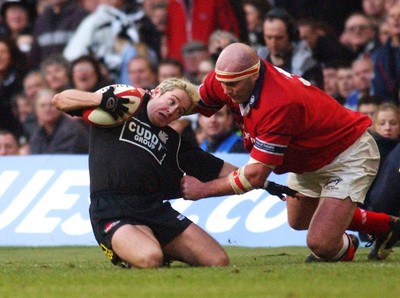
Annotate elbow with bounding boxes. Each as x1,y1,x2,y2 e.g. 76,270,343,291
52,93,64,111
249,175,267,189
245,163,272,188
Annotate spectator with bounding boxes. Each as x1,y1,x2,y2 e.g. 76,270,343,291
79,0,100,12
297,18,355,66
10,92,32,151
180,41,210,84
335,64,354,105
23,69,47,102
30,0,88,68
197,105,246,153
339,12,377,59
208,30,239,64
371,3,400,102
368,102,400,172
69,55,107,135
127,55,157,89
363,103,400,222
0,0,35,55
156,58,183,83
371,102,400,140
0,129,20,156
165,0,241,62
259,8,323,89
362,0,387,27
376,16,391,46
346,55,375,110
138,0,167,60
197,58,215,84
11,92,33,125
242,0,271,53
40,54,71,92
272,0,362,37
63,0,145,83
357,95,381,119
321,62,339,98
0,36,30,137
366,103,400,205
29,88,89,154
21,69,47,140
70,55,106,92
0,129,20,155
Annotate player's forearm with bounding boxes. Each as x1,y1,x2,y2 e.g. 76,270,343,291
52,89,102,111
218,162,238,178
203,177,236,197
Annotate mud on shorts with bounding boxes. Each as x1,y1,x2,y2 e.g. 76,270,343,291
287,131,380,204
89,193,192,267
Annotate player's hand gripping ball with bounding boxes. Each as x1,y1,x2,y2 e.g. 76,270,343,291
83,84,143,127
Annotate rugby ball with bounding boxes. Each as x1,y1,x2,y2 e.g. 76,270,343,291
83,84,143,127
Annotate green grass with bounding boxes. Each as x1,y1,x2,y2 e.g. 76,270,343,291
1,246,399,298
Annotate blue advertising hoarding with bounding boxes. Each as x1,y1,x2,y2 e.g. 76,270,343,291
0,154,307,247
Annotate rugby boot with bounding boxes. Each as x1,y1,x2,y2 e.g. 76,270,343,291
368,216,400,260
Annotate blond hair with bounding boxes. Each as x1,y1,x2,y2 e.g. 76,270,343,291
158,77,199,114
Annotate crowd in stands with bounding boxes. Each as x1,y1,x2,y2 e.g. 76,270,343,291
0,0,398,161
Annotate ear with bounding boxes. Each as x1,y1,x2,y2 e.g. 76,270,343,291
253,72,260,81
151,87,161,98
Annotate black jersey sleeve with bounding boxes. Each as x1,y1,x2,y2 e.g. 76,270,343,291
178,137,224,182
66,109,83,117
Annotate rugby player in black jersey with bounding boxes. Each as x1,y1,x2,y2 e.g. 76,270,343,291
53,78,236,268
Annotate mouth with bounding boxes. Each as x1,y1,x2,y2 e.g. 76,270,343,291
158,111,168,121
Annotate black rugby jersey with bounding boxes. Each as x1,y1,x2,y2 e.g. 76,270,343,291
88,99,224,201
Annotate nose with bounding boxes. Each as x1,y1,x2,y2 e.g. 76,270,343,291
221,83,232,95
167,105,179,116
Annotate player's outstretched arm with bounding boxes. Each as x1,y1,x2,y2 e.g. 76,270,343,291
52,89,102,112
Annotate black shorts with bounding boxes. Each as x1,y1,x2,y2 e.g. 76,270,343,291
89,192,192,266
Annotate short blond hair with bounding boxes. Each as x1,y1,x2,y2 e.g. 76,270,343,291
158,77,199,114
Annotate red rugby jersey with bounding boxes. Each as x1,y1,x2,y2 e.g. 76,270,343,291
198,60,372,174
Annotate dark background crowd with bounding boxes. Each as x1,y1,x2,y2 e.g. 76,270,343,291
0,0,399,157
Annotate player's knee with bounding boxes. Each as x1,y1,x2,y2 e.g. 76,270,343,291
306,235,335,259
214,252,230,267
131,249,164,269
202,251,230,267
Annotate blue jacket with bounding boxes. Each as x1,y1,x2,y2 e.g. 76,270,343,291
371,37,400,101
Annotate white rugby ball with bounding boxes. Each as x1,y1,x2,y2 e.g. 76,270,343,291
83,84,143,127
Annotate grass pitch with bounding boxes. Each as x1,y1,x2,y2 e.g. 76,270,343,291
1,245,399,298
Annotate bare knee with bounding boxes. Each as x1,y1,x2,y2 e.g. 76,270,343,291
129,249,164,269
198,251,229,267
307,234,337,259
210,251,230,267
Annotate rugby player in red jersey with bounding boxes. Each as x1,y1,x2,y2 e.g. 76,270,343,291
181,42,400,262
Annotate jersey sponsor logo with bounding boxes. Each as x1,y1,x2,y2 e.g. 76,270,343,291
254,138,286,156
104,220,120,234
120,117,168,164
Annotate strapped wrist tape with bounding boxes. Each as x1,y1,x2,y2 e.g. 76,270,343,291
228,166,255,194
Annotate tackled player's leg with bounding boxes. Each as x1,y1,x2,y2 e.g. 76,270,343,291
162,223,229,267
